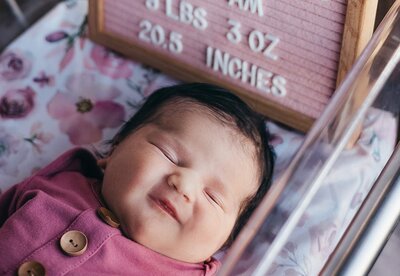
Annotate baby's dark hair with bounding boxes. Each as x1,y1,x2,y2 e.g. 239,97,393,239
110,83,275,248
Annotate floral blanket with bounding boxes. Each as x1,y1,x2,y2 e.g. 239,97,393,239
0,1,397,275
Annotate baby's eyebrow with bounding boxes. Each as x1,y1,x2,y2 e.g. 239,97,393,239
151,117,177,131
209,175,232,209
211,176,228,196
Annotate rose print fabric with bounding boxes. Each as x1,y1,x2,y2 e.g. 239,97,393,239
0,50,32,81
0,86,35,119
0,1,397,275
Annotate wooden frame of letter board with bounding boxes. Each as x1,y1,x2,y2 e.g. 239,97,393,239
88,0,378,132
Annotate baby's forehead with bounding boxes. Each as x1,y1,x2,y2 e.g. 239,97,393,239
156,97,254,137
151,100,234,138
152,99,233,129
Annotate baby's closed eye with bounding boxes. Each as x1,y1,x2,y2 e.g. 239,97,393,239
204,190,224,210
151,142,179,164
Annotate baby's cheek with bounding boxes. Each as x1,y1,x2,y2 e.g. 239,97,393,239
208,211,235,239
101,176,119,201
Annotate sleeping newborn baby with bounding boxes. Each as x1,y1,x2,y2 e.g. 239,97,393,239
0,83,274,275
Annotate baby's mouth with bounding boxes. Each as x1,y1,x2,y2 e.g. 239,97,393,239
150,196,180,223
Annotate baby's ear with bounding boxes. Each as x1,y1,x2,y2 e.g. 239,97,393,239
97,158,108,169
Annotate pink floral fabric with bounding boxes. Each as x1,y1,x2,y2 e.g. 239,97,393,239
88,45,133,79
0,2,397,276
47,73,125,144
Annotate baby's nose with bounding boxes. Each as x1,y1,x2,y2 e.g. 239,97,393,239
167,170,199,202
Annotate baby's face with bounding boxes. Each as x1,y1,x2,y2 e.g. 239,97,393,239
101,102,259,263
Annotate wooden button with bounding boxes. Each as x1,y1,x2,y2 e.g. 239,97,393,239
60,230,88,256
97,207,120,228
18,261,45,276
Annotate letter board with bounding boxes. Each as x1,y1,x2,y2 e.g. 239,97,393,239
88,0,378,131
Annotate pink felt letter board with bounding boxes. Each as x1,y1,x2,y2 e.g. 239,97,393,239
88,0,378,132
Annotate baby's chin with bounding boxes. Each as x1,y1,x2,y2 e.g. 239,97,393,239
122,223,214,263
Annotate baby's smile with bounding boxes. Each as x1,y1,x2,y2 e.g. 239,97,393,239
148,194,180,223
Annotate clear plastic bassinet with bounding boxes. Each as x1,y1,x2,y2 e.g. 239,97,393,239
219,1,400,275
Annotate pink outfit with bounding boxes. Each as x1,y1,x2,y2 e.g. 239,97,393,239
0,148,220,275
